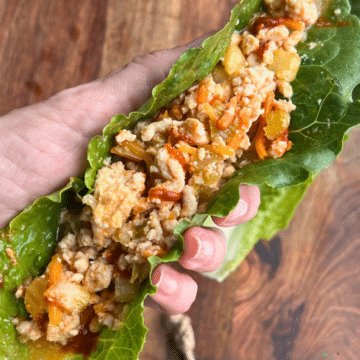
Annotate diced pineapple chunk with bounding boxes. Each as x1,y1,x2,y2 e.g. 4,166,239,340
222,44,247,76
24,276,49,318
268,49,300,82
45,280,91,313
264,110,291,140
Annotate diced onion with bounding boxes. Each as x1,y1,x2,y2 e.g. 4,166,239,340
111,140,153,167
114,276,140,303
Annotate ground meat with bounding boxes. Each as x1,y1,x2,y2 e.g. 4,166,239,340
181,185,198,218
47,313,81,345
83,162,146,244
241,33,260,55
153,146,186,194
174,118,210,145
16,321,44,342
265,0,318,25
140,117,173,142
84,258,114,293
115,129,137,143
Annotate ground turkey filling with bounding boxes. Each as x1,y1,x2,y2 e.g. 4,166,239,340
14,0,319,346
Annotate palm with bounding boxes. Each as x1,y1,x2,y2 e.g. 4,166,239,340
0,103,90,228
0,47,192,229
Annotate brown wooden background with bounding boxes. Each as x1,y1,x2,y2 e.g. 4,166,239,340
1,1,360,359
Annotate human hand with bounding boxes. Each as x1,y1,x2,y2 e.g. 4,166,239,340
0,37,260,315
147,184,260,315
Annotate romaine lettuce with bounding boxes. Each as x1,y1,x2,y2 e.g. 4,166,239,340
1,0,360,359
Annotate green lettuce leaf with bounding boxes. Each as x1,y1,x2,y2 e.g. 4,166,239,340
84,0,263,190
1,0,360,359
0,178,85,359
204,178,314,281
203,0,360,279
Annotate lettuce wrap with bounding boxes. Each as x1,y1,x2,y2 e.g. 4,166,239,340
1,0,360,358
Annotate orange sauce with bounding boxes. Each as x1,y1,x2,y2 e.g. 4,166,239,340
255,42,270,59
27,338,67,360
27,307,99,359
148,188,182,202
165,144,189,171
62,307,99,358
249,17,303,34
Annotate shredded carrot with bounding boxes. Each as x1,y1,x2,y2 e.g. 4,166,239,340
176,142,197,155
47,255,63,325
227,130,245,150
224,109,248,150
48,255,63,287
255,115,268,160
48,303,62,325
255,92,275,159
202,103,219,122
209,94,225,106
217,96,238,130
165,144,189,171
281,18,304,31
264,91,275,114
197,84,211,104
203,144,235,157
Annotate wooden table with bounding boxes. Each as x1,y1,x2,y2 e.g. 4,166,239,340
1,1,360,359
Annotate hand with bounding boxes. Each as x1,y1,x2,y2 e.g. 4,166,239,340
0,37,260,315
147,184,260,315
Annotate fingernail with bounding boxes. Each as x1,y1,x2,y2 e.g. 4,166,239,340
191,237,214,261
152,266,178,296
187,235,202,260
232,198,248,219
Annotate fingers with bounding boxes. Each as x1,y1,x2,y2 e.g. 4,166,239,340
178,227,226,272
148,226,226,314
212,184,261,227
148,264,198,315
147,184,260,314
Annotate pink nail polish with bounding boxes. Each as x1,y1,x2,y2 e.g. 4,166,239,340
155,266,178,296
151,268,163,286
188,235,202,259
191,238,214,261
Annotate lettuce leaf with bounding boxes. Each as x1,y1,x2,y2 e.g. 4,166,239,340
0,178,85,359
84,0,263,191
1,0,360,359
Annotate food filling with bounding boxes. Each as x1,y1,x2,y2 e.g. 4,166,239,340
13,0,319,348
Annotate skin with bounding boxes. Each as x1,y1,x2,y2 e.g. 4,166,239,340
0,37,261,315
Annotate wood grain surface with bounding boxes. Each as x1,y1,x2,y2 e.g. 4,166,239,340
1,1,359,359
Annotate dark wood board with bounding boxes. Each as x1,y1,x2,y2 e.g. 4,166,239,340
0,1,359,359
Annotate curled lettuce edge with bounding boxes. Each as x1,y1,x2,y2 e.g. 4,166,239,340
1,0,360,359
